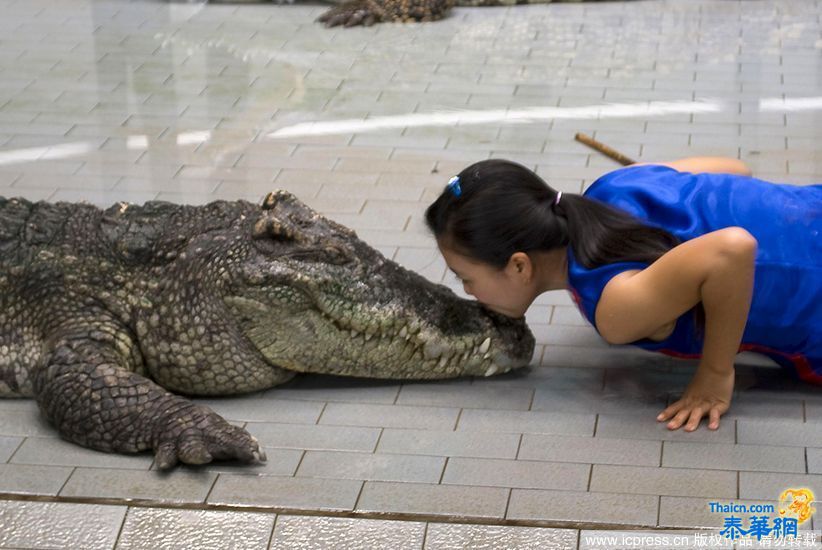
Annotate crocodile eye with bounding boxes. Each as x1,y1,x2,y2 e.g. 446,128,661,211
319,245,353,265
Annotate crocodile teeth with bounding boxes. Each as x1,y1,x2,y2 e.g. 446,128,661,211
484,364,498,377
365,332,374,341
438,356,448,369
479,337,491,354
399,326,408,338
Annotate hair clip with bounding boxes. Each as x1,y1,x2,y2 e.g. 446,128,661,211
447,175,462,197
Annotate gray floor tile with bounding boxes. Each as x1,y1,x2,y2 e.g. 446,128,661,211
425,523,578,550
10,436,153,470
590,464,737,498
378,428,520,459
175,164,276,185
318,182,422,201
271,515,425,550
473,364,605,391
662,441,806,473
266,376,401,404
275,169,378,189
0,463,74,496
0,435,22,462
508,489,658,527
0,500,126,550
78,161,181,180
112,176,219,195
209,475,362,511
443,457,590,491
737,419,822,447
297,450,445,483
292,144,392,160
248,422,381,452
456,409,596,437
531,386,668,415
551,306,590,326
60,468,216,503
357,481,508,519
116,508,275,550
396,382,533,410
739,471,822,500
13,173,120,191
192,395,324,424
308,194,372,216
237,152,336,170
519,434,662,467
603,366,695,397
0,408,57,437
540,346,668,370
319,402,459,430
529,325,609,349
809,447,822,474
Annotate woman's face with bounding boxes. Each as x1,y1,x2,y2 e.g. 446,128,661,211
438,244,536,319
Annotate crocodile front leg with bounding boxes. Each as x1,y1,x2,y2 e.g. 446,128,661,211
34,322,266,469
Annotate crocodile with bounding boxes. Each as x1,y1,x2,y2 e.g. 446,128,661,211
0,191,534,468
316,0,620,27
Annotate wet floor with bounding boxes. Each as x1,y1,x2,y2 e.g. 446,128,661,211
0,0,821,548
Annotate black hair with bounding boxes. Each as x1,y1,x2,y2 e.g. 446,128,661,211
425,159,681,270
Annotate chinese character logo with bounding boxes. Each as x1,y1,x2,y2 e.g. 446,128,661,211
778,488,816,525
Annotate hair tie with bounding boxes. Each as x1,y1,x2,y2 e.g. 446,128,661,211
447,176,462,197
553,191,562,206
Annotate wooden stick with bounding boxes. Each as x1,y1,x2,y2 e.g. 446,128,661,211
574,133,636,166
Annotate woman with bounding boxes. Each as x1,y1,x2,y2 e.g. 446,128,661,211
425,158,821,432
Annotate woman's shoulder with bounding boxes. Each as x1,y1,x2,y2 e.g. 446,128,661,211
584,164,682,199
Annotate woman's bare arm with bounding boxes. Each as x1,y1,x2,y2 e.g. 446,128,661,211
652,157,752,176
595,227,757,431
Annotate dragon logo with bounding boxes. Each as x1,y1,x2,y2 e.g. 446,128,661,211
778,488,816,525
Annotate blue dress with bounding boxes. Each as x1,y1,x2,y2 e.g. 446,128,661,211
566,165,822,384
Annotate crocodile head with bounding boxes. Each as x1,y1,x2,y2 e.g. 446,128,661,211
225,190,535,379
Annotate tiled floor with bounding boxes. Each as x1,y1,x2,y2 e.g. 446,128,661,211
1,0,821,548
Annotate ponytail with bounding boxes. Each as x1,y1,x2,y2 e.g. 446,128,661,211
555,193,680,268
425,159,680,270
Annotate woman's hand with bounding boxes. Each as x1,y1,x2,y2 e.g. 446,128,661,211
657,363,735,431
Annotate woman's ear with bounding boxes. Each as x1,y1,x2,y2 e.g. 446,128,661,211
507,252,534,282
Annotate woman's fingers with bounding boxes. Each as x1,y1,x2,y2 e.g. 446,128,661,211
660,399,724,431
708,407,723,430
667,407,692,430
657,402,682,422
683,406,707,431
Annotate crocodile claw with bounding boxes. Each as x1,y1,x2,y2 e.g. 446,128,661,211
153,403,267,469
250,436,267,463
